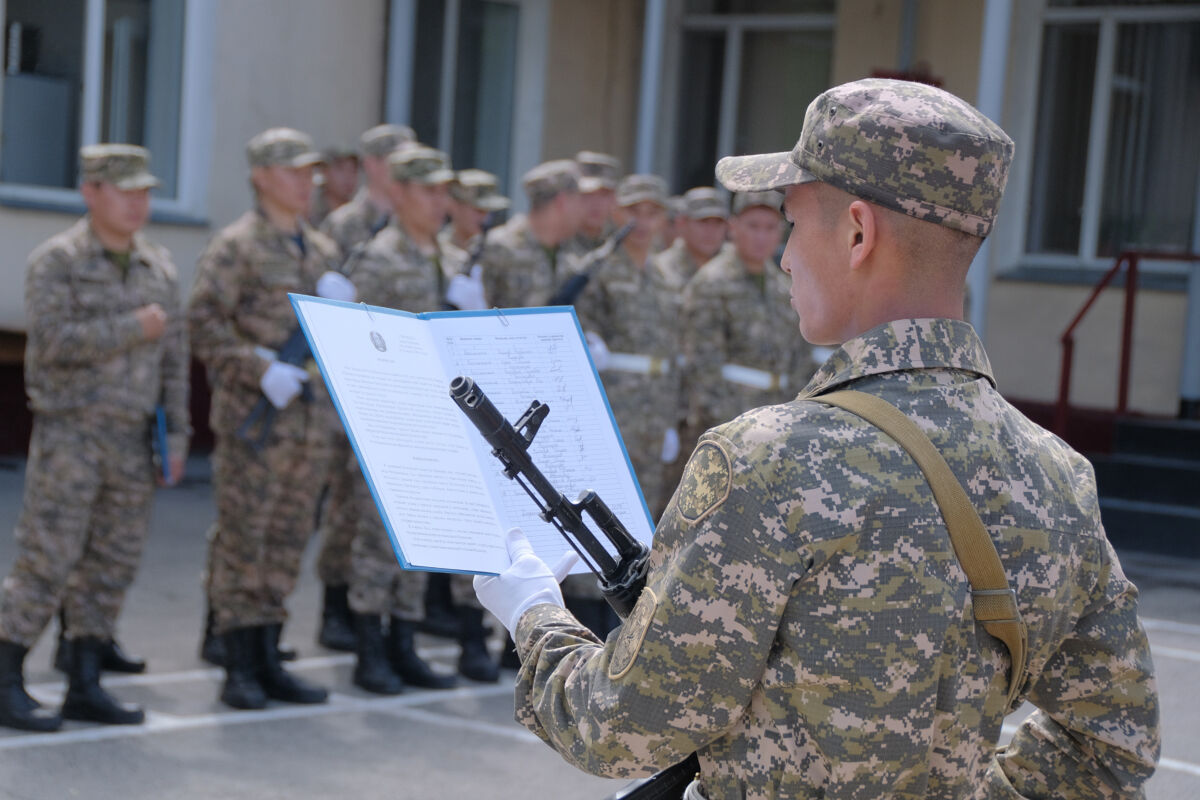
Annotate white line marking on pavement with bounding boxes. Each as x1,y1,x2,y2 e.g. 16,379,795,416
389,706,542,744
1141,617,1200,637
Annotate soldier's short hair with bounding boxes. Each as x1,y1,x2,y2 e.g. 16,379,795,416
79,144,160,190
716,78,1014,237
522,160,580,209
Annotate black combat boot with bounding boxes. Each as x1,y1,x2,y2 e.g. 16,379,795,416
456,607,499,683
55,612,146,674
61,637,144,725
0,639,61,732
352,614,404,695
318,585,357,652
388,617,456,689
219,627,267,710
258,624,327,704
200,607,225,666
418,574,460,638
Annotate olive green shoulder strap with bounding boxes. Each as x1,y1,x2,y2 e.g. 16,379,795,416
817,389,1028,709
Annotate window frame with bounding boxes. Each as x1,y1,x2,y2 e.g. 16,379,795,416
0,0,214,224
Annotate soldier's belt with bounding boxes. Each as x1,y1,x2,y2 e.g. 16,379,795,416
605,352,672,376
721,363,788,391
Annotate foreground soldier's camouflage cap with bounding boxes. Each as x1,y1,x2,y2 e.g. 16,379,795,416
616,174,668,208
80,144,160,190
681,187,728,220
522,160,580,206
576,151,621,193
388,146,454,184
732,190,782,216
246,128,323,169
715,78,1014,237
360,124,417,158
451,169,510,211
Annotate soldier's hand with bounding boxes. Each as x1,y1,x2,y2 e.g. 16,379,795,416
260,361,310,410
445,264,488,310
134,303,168,341
473,528,578,637
316,271,357,302
158,454,186,487
661,427,680,464
585,331,610,371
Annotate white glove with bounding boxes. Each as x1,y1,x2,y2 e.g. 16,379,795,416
260,361,309,410
473,528,579,637
316,270,357,302
445,264,488,311
585,331,610,371
660,427,680,464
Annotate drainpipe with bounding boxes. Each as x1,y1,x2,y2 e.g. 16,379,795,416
635,0,667,174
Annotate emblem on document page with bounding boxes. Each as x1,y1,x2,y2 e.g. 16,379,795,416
370,330,387,353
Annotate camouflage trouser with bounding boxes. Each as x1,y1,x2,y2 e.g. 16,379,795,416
347,468,426,619
207,418,333,635
0,413,155,647
314,434,357,586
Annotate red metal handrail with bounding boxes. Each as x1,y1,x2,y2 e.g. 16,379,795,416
1055,250,1200,436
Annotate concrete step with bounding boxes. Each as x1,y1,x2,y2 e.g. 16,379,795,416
1112,417,1200,461
1092,453,1200,508
1100,497,1200,559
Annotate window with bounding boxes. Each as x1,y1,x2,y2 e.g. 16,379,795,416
1026,5,1200,263
0,0,210,217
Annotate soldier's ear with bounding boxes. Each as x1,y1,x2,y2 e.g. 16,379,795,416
846,200,876,272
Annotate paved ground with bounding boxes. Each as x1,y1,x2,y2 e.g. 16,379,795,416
0,455,1196,799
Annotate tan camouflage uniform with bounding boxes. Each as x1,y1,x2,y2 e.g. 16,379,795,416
0,160,189,646
319,188,389,264
479,215,562,308
189,208,341,635
501,80,1161,798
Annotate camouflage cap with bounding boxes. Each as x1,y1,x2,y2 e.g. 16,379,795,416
681,186,729,220
79,144,159,190
246,128,323,169
450,168,510,211
615,174,668,208
576,150,621,193
388,146,454,184
731,190,782,216
360,123,417,158
522,160,580,206
715,78,1014,237
320,143,359,162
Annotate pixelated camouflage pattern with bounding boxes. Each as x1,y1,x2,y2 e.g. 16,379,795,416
715,78,1014,237
342,222,464,616
652,238,701,287
388,147,454,185
479,214,577,309
320,188,391,258
188,210,340,632
679,187,728,220
451,169,509,211
682,247,816,438
24,219,191,458
522,160,580,207
359,123,416,158
315,429,357,587
571,246,685,515
437,227,477,256
615,174,668,208
576,151,621,193
79,144,160,190
731,190,781,216
561,222,614,263
511,318,1159,799
246,127,323,169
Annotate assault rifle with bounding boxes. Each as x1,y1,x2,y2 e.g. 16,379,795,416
448,376,700,798
547,221,635,306
236,327,314,451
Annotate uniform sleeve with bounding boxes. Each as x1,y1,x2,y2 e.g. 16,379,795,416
570,254,610,339
682,278,728,433
982,539,1160,799
25,249,145,365
186,234,268,391
159,267,192,459
479,242,510,309
511,433,799,778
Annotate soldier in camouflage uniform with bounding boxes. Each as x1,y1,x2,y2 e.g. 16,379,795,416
562,151,619,260
681,189,815,448
439,168,509,255
313,123,417,652
474,79,1161,799
308,143,359,227
654,187,728,287
0,145,189,732
189,128,344,710
479,160,583,309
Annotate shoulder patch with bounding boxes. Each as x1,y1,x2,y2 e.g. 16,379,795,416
607,587,658,680
676,441,732,524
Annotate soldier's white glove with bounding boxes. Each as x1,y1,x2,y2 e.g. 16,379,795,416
445,264,488,311
260,361,309,410
473,528,578,637
585,331,610,371
316,271,357,303
661,427,680,464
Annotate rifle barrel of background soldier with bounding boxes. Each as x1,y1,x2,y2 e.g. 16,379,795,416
546,220,635,306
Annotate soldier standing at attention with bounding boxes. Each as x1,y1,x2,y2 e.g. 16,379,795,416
309,143,359,227
654,186,729,287
311,122,417,653
0,145,189,731
681,189,816,447
479,160,583,309
439,168,509,255
563,150,620,258
188,128,345,710
473,79,1160,798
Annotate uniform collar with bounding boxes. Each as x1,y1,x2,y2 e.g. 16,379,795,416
800,318,996,398
80,217,152,268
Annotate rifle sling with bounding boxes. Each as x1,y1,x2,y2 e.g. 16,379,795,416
816,390,1028,710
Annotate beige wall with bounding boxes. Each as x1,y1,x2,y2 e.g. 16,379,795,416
541,0,642,167
0,0,388,333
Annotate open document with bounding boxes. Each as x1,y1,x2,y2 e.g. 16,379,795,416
290,295,654,575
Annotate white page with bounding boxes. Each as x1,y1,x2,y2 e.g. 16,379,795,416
292,297,508,573
426,308,655,573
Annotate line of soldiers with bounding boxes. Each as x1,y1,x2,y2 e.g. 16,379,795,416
0,120,816,731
